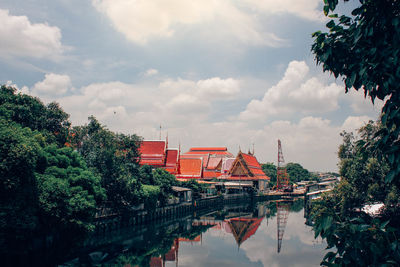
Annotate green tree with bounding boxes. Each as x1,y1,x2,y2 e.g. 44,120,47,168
0,119,40,246
286,162,314,182
36,145,106,233
311,1,400,264
0,85,70,146
71,116,142,210
311,121,399,265
312,0,400,183
0,119,105,252
261,163,277,183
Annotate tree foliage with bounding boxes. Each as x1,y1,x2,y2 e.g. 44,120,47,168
286,162,317,182
311,121,400,265
69,116,142,210
261,163,277,183
312,0,400,183
0,85,70,146
311,1,400,263
0,86,106,251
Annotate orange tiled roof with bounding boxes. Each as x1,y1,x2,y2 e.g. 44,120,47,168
139,140,166,166
177,157,203,178
185,147,234,157
203,169,222,178
228,217,263,246
206,157,222,169
228,152,270,180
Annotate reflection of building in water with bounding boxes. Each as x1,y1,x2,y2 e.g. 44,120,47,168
210,216,264,247
228,217,264,247
150,235,203,267
150,238,179,267
276,201,290,253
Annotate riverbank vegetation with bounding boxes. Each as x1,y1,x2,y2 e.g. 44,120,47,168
262,162,318,186
311,0,400,265
0,85,206,253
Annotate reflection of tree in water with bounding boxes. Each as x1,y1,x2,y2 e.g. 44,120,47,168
110,224,211,267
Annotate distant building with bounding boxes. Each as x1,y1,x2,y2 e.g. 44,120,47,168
177,147,233,180
223,150,270,191
138,139,180,174
139,142,270,191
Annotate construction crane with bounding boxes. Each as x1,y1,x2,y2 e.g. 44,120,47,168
276,140,292,192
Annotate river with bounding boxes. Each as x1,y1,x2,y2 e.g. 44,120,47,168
6,198,327,266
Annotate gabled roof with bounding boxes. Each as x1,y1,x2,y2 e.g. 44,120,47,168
206,157,222,170
228,217,263,246
177,157,203,178
229,151,270,180
138,140,166,166
221,158,235,173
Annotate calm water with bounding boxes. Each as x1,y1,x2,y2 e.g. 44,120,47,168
58,199,327,267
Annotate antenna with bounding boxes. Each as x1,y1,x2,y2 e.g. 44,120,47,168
277,140,289,190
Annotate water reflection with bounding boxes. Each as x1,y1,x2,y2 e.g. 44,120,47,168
11,199,325,266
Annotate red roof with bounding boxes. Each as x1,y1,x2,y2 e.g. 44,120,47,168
228,152,270,180
228,217,263,245
206,157,222,169
185,147,234,157
203,169,222,178
177,157,203,178
138,140,166,166
165,149,178,166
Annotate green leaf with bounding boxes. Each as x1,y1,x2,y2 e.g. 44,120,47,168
326,20,335,28
385,170,395,183
324,5,330,16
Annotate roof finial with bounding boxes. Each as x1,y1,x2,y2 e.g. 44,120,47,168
253,143,255,155
159,124,162,140
166,132,169,148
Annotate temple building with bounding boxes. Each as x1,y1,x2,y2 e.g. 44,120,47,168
138,139,180,174
222,150,270,191
138,141,270,192
176,147,233,180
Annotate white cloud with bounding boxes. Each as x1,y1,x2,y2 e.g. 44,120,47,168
341,115,373,133
91,0,289,46
144,68,159,77
50,76,239,133
31,73,72,96
27,71,379,171
239,61,342,120
344,89,384,114
242,0,323,21
5,80,29,94
0,9,64,59
197,77,240,99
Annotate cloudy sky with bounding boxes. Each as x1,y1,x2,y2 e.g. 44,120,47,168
0,0,382,171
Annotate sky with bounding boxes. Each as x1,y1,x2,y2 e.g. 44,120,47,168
0,0,382,172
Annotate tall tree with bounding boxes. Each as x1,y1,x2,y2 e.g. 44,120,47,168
312,0,400,183
70,116,142,210
261,163,277,183
311,0,400,264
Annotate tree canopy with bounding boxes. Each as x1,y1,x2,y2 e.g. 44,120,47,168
311,0,400,264
312,0,400,183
